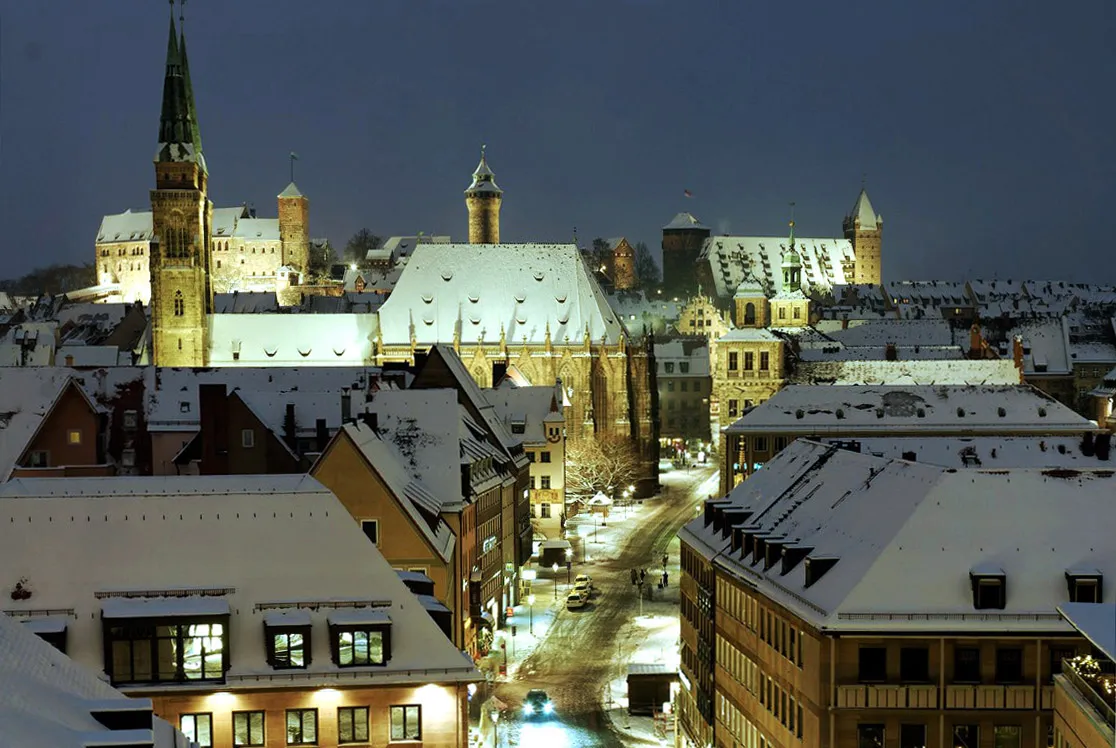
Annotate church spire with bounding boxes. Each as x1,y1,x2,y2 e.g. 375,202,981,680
177,1,204,159
156,2,203,168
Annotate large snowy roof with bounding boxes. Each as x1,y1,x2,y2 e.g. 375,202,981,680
821,435,1115,469
97,206,247,243
207,313,378,367
483,385,561,445
700,235,854,299
0,474,479,686
724,384,1094,435
338,421,455,563
662,212,709,231
792,359,1020,386
682,440,1116,633
377,243,624,346
145,367,377,432
0,613,183,747
231,217,280,242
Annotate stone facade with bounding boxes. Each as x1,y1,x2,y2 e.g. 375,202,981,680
278,186,310,272
679,295,731,339
465,149,502,244
844,188,883,286
610,237,637,290
661,213,711,301
709,329,786,444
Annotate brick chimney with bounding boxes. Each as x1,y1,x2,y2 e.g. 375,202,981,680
969,323,983,359
1012,335,1025,379
884,342,898,361
199,384,229,475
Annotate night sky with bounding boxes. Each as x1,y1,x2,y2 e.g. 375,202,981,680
3,0,1114,282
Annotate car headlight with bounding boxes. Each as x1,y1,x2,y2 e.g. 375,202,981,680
522,704,534,715
543,702,554,714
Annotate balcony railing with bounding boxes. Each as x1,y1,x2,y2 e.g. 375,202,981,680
836,684,1054,711
1062,657,1116,728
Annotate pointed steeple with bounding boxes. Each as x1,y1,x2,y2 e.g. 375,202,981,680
178,10,204,159
781,204,802,293
849,188,879,231
466,145,502,195
156,4,202,167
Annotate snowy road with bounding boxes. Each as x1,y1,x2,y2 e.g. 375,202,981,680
491,467,716,747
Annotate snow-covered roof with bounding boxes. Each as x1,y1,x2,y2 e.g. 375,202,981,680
278,182,303,199
682,440,1116,633
97,206,247,243
338,421,456,563
662,212,709,231
654,339,710,377
376,243,624,346
700,235,854,299
0,474,479,687
231,217,280,242
821,435,1115,469
717,328,781,343
724,384,1094,435
811,318,959,348
483,385,562,445
207,313,378,366
792,358,1020,386
847,188,879,231
214,292,279,314
54,345,126,368
1058,603,1116,661
0,613,183,747
1003,319,1072,375
144,367,376,432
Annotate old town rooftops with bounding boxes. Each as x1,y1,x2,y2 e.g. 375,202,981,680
723,384,1095,435
682,440,1116,633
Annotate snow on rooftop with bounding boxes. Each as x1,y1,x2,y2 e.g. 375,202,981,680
792,358,1020,386
821,435,1114,469
207,313,379,367
377,243,624,346
101,597,230,619
0,475,479,685
662,212,709,231
683,440,1116,633
700,235,853,299
0,613,182,747
725,384,1094,435
483,384,561,445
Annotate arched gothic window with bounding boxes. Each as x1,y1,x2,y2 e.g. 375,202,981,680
173,291,185,317
744,302,756,326
164,211,191,259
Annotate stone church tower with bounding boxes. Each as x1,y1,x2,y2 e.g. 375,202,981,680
843,188,883,285
150,12,212,367
465,147,502,244
278,182,309,274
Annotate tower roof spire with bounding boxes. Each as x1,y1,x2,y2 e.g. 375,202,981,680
177,0,204,159
156,0,204,169
466,144,502,195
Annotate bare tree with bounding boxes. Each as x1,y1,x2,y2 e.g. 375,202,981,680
565,435,641,501
634,241,660,288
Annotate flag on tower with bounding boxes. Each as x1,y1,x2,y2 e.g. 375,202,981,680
683,189,693,198
290,152,300,161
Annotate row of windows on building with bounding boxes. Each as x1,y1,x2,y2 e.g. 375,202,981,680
713,640,806,741
529,501,559,518
716,577,804,668
105,616,393,686
727,351,772,372
664,379,706,393
855,642,1078,685
858,722,1028,748
179,703,423,747
526,450,553,463
662,361,693,374
528,475,553,490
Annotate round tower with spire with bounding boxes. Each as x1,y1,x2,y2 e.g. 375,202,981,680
843,186,883,285
465,146,502,244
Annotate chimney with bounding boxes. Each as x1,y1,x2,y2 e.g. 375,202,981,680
199,384,229,475
969,323,982,359
315,418,328,452
1096,432,1111,461
1012,336,1024,374
884,342,898,362
841,316,849,330
359,411,379,431
341,388,352,423
283,403,297,450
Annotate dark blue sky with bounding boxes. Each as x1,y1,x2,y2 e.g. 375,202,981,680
3,0,1114,282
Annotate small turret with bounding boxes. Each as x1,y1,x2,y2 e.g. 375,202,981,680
465,145,503,244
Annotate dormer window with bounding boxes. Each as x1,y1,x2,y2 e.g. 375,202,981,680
328,610,392,667
970,567,1007,610
511,422,525,435
1065,570,1103,603
264,611,311,669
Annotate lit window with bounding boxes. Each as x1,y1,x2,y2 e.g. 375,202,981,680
268,627,309,669
67,430,82,445
390,705,422,741
338,706,369,744
233,711,266,747
334,628,387,666
286,709,317,746
180,713,213,748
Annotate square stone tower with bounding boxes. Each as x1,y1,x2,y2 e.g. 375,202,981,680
843,188,883,285
278,182,310,274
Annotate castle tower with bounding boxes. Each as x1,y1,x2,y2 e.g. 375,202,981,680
149,9,212,367
465,146,502,244
278,181,309,274
661,212,711,301
843,187,883,285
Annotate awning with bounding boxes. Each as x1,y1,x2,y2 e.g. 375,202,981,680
326,609,391,626
101,598,230,619
20,616,68,634
263,610,312,627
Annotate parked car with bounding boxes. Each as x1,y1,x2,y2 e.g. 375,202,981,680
522,689,554,718
574,578,592,597
566,590,587,610
574,573,593,590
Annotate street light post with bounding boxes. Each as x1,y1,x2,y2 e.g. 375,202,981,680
527,593,535,634
552,563,559,599
565,549,572,584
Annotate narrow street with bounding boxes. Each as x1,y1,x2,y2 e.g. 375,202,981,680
490,467,716,747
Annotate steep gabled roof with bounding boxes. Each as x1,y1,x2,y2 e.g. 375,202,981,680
848,188,878,231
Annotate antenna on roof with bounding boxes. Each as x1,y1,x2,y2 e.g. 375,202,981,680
861,172,867,190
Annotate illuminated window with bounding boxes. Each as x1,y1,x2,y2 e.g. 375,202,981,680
67,429,82,445
338,707,369,744
333,627,387,666
106,618,226,685
267,626,309,669
390,705,422,741
286,709,317,746
180,713,213,748
233,711,266,747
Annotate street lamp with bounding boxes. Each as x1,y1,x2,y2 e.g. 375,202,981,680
565,549,572,584
552,563,559,599
527,593,536,634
